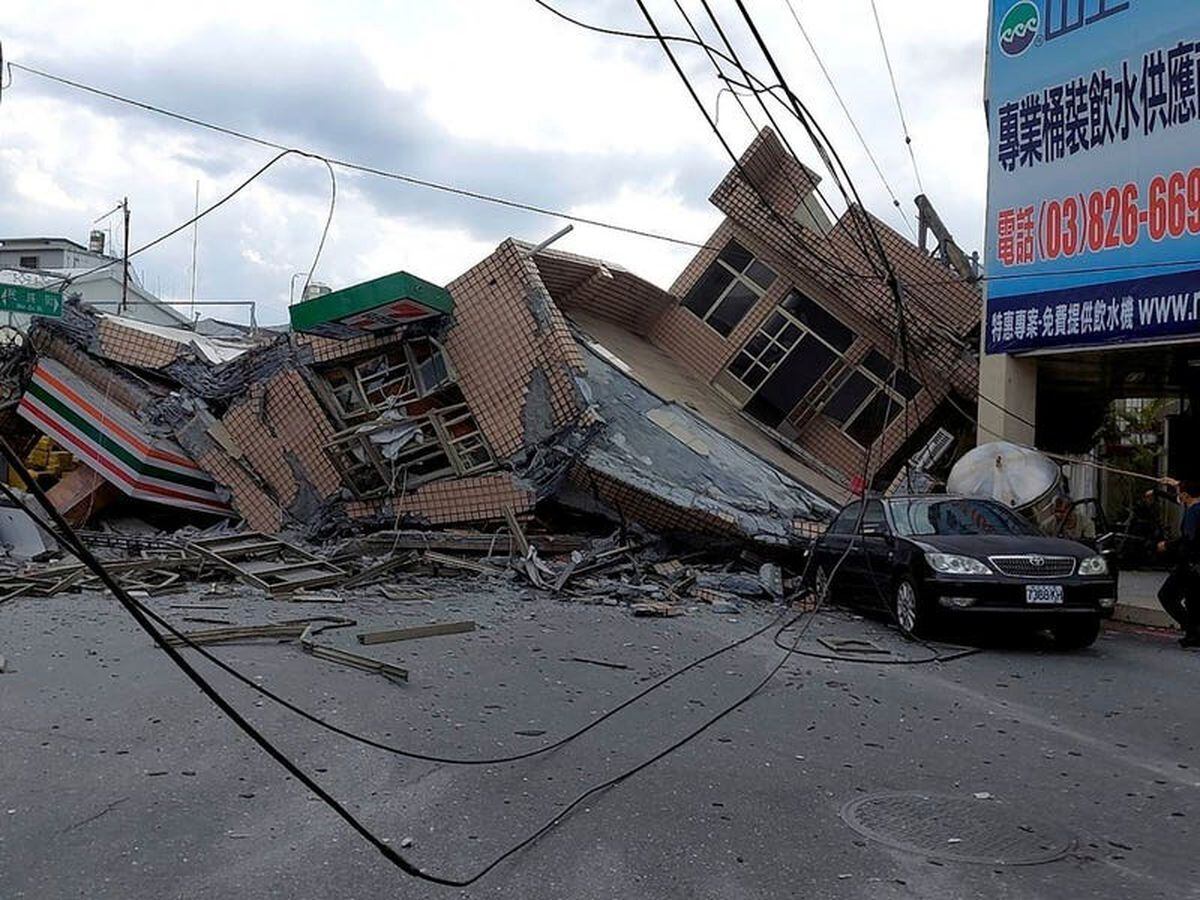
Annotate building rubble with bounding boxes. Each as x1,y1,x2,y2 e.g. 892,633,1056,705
0,128,981,627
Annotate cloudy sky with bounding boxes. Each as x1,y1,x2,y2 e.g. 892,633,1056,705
0,0,988,326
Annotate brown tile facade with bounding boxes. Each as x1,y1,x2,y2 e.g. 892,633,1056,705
344,471,534,526
609,127,979,490
95,317,183,370
444,239,588,459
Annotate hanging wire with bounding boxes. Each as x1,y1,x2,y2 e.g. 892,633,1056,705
868,0,927,197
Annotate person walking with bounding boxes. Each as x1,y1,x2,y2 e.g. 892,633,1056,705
1154,478,1200,648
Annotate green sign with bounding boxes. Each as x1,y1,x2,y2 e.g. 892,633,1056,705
289,271,453,340
0,284,63,318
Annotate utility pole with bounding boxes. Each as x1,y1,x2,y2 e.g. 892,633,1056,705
189,181,200,322
120,197,130,315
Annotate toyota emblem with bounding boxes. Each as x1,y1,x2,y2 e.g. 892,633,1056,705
1029,555,1045,567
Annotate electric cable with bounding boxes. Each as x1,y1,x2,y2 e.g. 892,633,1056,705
727,0,918,421
301,157,337,300
633,0,919,499
0,479,794,767
867,0,926,197
29,26,1159,296
628,1,881,298
531,2,1200,290
37,149,306,294
6,60,719,254
0,435,853,885
684,0,872,280
779,0,916,237
0,434,453,885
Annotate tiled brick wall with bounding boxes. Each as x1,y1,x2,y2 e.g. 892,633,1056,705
533,248,676,334
567,464,746,542
32,333,154,414
217,370,342,521
641,127,981,487
293,329,410,365
445,240,588,459
344,471,534,525
195,447,283,533
95,318,182,369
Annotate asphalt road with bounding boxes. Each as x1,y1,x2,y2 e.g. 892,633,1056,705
1,582,1197,899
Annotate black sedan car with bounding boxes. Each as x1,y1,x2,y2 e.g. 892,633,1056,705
809,495,1118,648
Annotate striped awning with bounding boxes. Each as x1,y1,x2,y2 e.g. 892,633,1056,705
18,358,232,515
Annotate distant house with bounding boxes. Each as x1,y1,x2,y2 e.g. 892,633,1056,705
0,236,190,329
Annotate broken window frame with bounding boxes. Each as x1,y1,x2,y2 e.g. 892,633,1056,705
725,291,853,396
323,404,495,500
822,348,922,450
314,338,455,427
681,240,777,338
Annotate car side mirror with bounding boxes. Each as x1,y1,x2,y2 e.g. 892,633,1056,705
861,522,889,537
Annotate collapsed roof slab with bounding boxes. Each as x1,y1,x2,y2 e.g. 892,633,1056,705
565,342,838,548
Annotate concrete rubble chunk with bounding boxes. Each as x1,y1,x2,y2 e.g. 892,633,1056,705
0,128,977,547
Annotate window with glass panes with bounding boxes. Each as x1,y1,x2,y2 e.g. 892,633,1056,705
822,348,921,447
682,240,777,337
727,290,854,393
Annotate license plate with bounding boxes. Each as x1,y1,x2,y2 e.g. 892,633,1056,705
1026,584,1064,605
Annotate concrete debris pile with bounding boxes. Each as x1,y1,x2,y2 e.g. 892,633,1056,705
0,513,802,685
0,253,836,551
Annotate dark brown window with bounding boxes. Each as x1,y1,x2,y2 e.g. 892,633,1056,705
822,346,921,448
726,292,854,429
682,240,777,337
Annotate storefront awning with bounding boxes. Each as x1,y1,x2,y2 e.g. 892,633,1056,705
289,271,453,340
17,359,232,515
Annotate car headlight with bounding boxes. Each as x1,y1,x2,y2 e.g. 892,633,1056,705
1078,555,1109,576
926,553,992,576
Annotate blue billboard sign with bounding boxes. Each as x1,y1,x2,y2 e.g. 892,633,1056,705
984,0,1200,354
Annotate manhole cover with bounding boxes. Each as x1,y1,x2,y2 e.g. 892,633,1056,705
840,792,1073,865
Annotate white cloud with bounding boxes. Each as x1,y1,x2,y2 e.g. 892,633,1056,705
0,0,990,326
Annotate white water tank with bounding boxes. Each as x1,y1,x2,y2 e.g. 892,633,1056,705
947,441,1061,520
302,282,332,302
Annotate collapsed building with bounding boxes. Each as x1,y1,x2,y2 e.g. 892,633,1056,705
0,129,980,550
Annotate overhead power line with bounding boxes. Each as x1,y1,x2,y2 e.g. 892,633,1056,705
867,0,926,197
5,60,715,253
779,0,916,237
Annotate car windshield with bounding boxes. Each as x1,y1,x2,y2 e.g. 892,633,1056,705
889,498,1040,537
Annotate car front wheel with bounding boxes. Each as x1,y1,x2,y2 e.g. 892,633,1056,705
1052,616,1101,650
893,575,928,638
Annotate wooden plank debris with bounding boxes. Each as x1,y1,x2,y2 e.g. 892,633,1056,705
503,507,530,558
299,623,408,682
504,506,547,588
421,551,504,577
569,656,629,670
164,616,354,647
186,532,346,596
354,530,589,557
376,585,434,602
356,620,475,645
0,583,31,606
631,601,684,618
340,551,419,589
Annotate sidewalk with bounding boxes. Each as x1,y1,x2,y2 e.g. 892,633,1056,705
1115,569,1178,630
